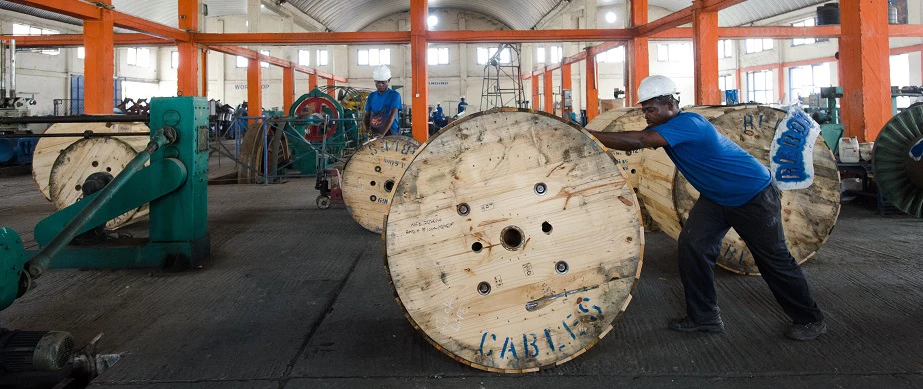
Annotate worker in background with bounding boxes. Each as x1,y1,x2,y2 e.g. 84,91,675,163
457,96,468,115
364,65,402,137
586,75,826,341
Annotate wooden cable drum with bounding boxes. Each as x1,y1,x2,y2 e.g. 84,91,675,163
873,103,923,218
638,105,841,275
32,122,149,201
585,108,659,231
341,136,421,233
48,137,145,229
384,109,644,373
236,122,292,184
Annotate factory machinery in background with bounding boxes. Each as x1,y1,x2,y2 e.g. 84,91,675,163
0,97,210,383
0,39,38,169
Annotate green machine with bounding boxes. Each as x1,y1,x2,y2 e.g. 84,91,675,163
0,97,209,378
806,86,845,155
282,88,365,175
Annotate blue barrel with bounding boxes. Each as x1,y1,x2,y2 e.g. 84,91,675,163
0,139,14,164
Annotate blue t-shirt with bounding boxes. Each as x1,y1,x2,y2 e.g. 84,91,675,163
366,89,402,135
458,101,468,113
651,112,771,206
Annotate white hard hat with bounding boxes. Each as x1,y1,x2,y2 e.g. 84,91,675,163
372,65,392,81
637,75,679,104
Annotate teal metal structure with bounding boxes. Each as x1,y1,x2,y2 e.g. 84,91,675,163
0,97,210,311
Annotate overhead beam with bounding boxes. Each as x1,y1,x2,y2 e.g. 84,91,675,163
650,25,842,39
208,45,347,82
6,0,101,20
634,0,745,37
113,13,192,41
193,32,409,45
4,34,172,48
8,0,191,41
428,29,634,43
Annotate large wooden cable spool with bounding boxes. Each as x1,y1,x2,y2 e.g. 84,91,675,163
384,109,643,373
32,122,150,229
341,136,421,233
49,138,143,229
873,103,923,218
636,105,841,275
236,122,292,184
32,122,149,201
585,108,659,231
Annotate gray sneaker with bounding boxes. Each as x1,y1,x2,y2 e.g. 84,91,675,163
668,317,725,333
785,320,827,340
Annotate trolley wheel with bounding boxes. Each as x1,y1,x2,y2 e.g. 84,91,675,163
316,195,331,210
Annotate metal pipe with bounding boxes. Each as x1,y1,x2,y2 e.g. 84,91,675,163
9,39,15,98
0,115,148,124
25,127,175,279
0,132,150,139
1,40,7,99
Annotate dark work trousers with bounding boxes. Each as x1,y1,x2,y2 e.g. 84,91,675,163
677,184,824,325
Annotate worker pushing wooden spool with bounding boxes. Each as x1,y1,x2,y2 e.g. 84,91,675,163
341,135,420,233
585,108,658,231
636,105,841,275
32,122,150,229
384,109,643,373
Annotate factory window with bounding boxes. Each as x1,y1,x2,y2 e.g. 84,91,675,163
428,47,449,65
789,63,831,103
891,54,912,109
236,56,248,68
744,38,773,54
126,48,150,67
298,49,310,66
77,47,85,59
357,48,391,66
718,40,732,58
476,47,511,65
718,74,734,91
596,47,625,64
791,18,828,46
171,51,179,69
536,47,545,64
746,70,774,104
260,50,270,68
12,23,60,55
550,46,563,63
656,43,688,62
316,49,328,66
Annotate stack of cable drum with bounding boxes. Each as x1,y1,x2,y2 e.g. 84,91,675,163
586,105,841,275
32,122,151,229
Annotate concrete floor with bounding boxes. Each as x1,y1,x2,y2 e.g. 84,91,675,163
0,163,922,388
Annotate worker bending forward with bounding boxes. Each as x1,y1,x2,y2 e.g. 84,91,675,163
587,75,826,341
364,65,402,137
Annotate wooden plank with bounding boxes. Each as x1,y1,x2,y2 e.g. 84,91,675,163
341,136,421,233
384,109,643,372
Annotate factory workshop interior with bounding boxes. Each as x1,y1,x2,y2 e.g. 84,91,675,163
0,0,921,387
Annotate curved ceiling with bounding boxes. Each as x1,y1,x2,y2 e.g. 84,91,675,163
3,0,835,33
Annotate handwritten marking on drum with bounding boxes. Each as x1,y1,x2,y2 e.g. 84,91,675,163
522,262,533,277
478,297,603,359
404,219,455,235
480,202,495,212
383,158,406,168
435,298,469,334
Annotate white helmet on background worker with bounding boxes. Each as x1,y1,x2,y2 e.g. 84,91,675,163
372,65,392,81
637,75,679,104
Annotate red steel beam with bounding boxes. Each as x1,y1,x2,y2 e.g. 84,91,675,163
6,0,100,20
247,57,262,119
532,75,540,109
208,45,347,82
635,0,745,38
8,0,190,40
193,32,409,45
309,73,318,90
889,24,923,37
4,34,171,48
651,25,842,39
176,0,199,97
283,66,295,110
839,0,891,142
428,29,633,43
586,51,598,121
410,0,429,142
628,0,649,105
561,62,572,118
113,13,190,41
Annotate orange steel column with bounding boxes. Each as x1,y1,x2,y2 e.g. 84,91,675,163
83,0,114,114
283,66,295,110
309,73,318,90
247,58,262,119
561,63,572,118
544,70,553,113
410,0,429,142
692,0,720,105
777,64,785,103
532,75,540,109
839,0,891,142
201,48,208,97
177,0,199,96
326,77,335,88
628,0,649,105
586,54,599,121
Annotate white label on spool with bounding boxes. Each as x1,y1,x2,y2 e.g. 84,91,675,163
769,105,821,191
910,138,923,162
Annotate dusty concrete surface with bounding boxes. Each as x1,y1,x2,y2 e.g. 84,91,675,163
0,166,921,388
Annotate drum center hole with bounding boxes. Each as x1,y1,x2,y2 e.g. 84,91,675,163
501,226,524,251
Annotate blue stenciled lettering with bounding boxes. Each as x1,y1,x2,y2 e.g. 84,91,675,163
523,334,539,358
771,110,813,183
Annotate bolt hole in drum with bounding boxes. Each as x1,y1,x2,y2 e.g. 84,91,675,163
341,136,421,233
384,109,643,373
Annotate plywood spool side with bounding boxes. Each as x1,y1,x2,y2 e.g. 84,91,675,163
384,109,643,373
341,136,421,233
33,122,149,201
676,105,841,275
236,123,292,184
48,138,142,229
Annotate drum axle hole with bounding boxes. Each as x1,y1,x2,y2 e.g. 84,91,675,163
384,180,395,193
501,226,524,250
